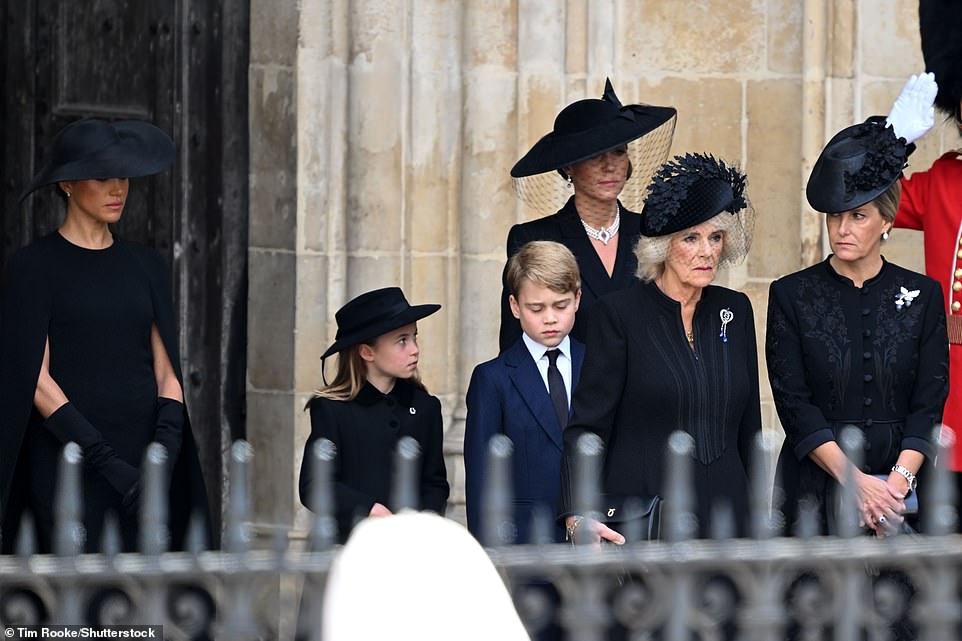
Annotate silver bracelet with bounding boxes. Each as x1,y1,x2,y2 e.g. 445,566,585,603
891,464,917,494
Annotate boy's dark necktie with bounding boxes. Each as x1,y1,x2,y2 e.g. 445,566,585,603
546,349,568,427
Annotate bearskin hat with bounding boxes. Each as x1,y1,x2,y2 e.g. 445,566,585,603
920,0,962,122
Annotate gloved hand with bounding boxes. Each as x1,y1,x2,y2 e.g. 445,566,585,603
886,72,938,143
44,403,139,499
153,397,184,468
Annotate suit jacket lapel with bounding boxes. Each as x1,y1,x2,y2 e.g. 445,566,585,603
570,339,585,394
504,340,564,451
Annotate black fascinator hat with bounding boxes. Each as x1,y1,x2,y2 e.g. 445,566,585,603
19,118,175,202
641,153,748,237
920,0,962,123
321,287,440,361
511,79,677,214
806,120,911,214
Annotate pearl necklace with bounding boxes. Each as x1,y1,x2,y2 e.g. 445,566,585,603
581,208,620,246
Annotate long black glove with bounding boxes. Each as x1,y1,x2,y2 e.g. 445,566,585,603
44,403,139,501
153,397,184,466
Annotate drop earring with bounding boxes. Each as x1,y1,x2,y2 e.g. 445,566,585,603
882,229,890,241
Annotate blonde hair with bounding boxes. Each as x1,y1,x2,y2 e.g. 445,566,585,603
634,210,746,282
873,179,901,224
505,240,581,297
310,339,428,405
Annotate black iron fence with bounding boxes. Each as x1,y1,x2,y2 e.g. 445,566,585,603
1,429,960,640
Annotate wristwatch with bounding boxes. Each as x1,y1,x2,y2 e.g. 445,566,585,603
891,464,917,494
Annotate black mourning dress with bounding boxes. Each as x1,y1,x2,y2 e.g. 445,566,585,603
0,232,211,553
767,258,948,534
559,281,762,538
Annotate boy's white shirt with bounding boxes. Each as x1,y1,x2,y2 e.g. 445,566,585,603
521,332,573,408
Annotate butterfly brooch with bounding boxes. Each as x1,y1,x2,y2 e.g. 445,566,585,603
894,287,920,310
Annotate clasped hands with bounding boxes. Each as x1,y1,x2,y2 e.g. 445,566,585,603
854,471,910,537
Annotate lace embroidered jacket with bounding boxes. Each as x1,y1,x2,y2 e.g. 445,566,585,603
766,257,948,533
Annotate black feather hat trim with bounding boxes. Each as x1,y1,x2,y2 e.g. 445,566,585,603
641,153,748,237
806,119,912,214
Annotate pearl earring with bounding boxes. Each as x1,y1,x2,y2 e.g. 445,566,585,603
882,230,890,241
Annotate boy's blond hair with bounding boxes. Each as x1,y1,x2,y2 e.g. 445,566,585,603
505,241,581,297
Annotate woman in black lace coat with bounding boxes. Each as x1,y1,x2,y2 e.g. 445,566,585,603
767,120,948,538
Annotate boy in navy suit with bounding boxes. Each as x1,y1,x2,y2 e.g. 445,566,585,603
465,240,583,544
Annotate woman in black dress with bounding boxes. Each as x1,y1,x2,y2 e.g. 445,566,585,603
298,287,449,543
767,120,948,537
499,79,676,352
0,118,211,553
560,153,761,544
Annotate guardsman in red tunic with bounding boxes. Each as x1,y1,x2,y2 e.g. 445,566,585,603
890,0,962,518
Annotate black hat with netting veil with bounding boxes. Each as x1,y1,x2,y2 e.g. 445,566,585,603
511,79,677,214
19,118,176,202
920,0,962,122
640,153,754,267
806,120,912,214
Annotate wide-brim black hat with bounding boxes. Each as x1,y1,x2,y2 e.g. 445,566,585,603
19,118,175,202
321,287,441,360
510,79,676,178
920,0,962,122
806,120,911,214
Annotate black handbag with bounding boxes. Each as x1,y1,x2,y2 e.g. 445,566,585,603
598,495,663,541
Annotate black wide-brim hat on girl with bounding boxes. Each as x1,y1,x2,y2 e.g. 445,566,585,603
640,153,755,267
19,118,176,202
321,287,441,361
920,0,962,122
805,120,912,214
510,79,677,213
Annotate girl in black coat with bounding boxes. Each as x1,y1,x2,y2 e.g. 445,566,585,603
298,287,449,542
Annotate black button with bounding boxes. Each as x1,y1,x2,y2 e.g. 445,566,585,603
861,308,871,316
864,374,873,382
863,329,872,338
863,351,872,359
865,442,872,451
387,399,396,407
865,419,873,427
864,397,873,407
861,464,871,472
389,419,399,428
861,288,870,296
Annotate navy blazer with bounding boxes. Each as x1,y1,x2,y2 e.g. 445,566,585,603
498,197,642,352
464,336,585,544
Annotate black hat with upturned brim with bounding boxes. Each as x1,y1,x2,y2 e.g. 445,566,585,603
321,287,441,361
806,120,912,214
641,153,749,237
510,79,676,178
19,118,175,202
920,0,962,122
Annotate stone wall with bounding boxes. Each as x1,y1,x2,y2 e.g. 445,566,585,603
247,0,959,531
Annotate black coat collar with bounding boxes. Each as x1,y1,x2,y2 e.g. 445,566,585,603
355,378,417,407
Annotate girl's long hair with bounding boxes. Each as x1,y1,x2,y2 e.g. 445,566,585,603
309,340,428,405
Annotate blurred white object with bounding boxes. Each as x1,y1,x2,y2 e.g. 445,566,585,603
323,512,531,641
886,72,938,143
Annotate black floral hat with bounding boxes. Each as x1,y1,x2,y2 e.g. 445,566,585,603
806,120,912,214
641,153,748,237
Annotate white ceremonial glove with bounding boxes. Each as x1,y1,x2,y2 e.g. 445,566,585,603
885,72,938,143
